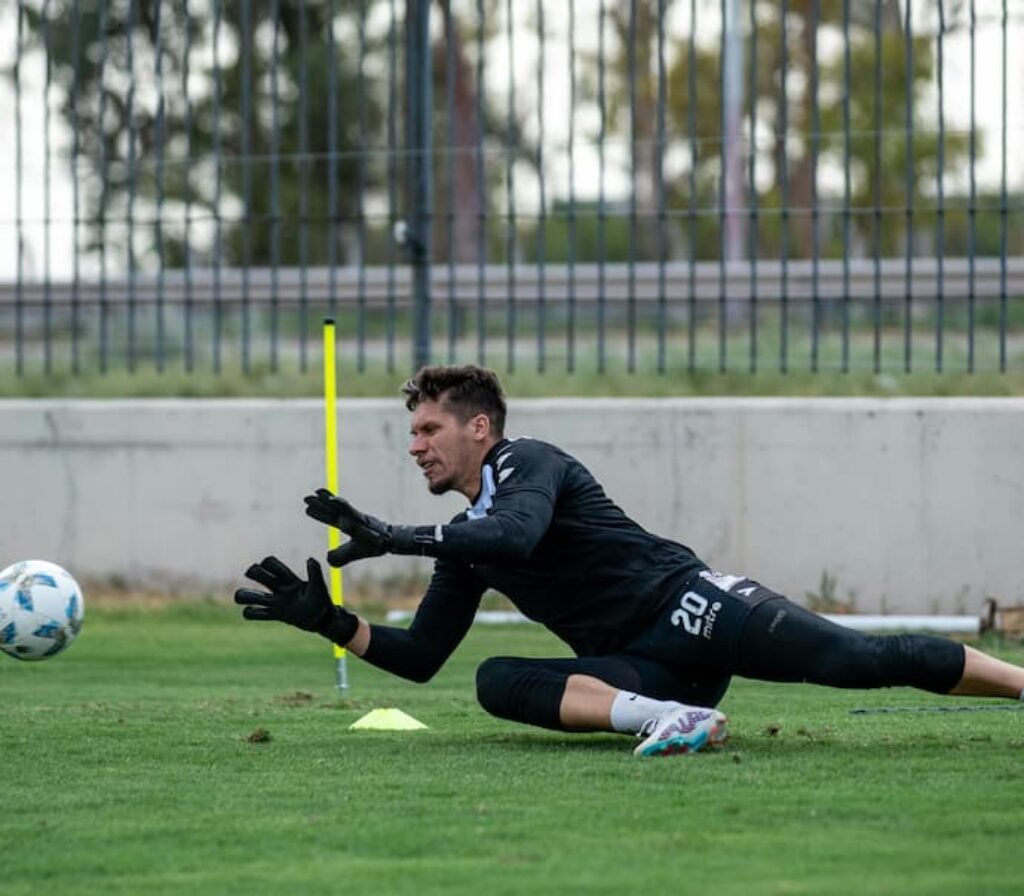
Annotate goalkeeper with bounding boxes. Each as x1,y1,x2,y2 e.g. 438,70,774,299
235,364,1024,757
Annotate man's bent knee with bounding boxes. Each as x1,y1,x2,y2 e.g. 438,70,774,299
474,656,571,730
476,656,522,719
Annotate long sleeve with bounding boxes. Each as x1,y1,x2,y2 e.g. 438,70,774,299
393,439,565,565
360,558,486,683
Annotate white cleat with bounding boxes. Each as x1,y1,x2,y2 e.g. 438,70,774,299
633,706,729,757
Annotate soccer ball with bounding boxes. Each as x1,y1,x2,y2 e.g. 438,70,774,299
0,560,85,661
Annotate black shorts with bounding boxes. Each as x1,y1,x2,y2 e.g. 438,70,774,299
624,570,781,677
475,570,782,719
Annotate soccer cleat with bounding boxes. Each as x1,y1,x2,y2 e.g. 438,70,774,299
633,706,728,757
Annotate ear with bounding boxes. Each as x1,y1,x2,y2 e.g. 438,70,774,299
469,412,491,442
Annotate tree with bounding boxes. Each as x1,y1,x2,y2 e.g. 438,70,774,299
593,0,974,261
14,0,385,271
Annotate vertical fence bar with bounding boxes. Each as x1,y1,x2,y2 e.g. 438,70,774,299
935,0,945,372
810,0,820,373
298,0,309,371
126,0,138,371
717,0,727,372
357,0,369,371
567,0,577,374
270,1,281,373
183,0,194,373
999,0,1008,372
871,0,882,373
903,0,914,374
748,0,759,373
43,0,53,374
71,0,82,374
597,0,607,374
627,0,637,373
387,0,398,371
841,0,851,372
505,0,516,372
686,0,697,372
723,0,744,334
779,0,790,374
444,0,456,363
536,0,547,374
240,0,253,373
408,0,434,372
474,0,486,365
14,2,23,376
97,0,110,374
967,0,977,373
656,0,667,374
212,0,223,374
154,0,166,373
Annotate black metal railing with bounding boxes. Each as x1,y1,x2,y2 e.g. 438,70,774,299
2,0,1021,379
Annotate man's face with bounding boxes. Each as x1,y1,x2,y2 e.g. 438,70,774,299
408,399,489,497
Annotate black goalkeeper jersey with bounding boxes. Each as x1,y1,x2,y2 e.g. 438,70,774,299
362,437,707,682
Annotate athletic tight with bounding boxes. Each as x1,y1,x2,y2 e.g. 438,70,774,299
475,597,966,732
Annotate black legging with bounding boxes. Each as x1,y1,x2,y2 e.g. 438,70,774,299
475,597,966,731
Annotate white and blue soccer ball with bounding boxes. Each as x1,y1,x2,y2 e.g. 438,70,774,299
0,560,85,661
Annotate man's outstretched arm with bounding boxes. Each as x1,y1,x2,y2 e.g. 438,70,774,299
234,555,484,683
304,487,554,567
357,560,486,682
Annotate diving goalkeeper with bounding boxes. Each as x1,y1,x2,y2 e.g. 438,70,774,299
234,364,1024,757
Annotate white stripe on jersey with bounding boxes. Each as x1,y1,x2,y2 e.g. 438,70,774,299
466,463,497,520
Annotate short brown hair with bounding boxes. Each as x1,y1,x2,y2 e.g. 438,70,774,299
401,365,507,437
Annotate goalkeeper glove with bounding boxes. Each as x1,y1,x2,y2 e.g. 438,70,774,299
303,488,430,567
234,555,358,646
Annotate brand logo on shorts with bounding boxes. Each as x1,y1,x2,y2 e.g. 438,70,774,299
670,591,723,640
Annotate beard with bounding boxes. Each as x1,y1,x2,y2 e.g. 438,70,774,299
426,471,454,495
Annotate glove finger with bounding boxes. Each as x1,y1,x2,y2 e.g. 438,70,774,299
260,555,300,584
242,606,277,621
234,587,275,607
304,494,336,525
305,557,331,600
243,561,280,590
327,541,364,567
328,498,363,533
305,556,325,584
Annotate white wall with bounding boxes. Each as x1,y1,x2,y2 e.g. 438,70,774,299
1,397,1021,613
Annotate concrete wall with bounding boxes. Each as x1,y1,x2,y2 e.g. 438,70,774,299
1,397,1021,613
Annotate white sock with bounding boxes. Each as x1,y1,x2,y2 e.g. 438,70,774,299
609,691,683,734
1019,688,1024,702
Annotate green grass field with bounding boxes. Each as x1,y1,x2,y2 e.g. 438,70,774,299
3,602,1024,895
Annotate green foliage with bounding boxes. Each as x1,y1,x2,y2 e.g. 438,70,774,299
519,201,640,264
17,0,385,268
2,605,1024,895
647,1,975,262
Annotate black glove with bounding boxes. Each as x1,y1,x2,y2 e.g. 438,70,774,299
303,488,427,567
233,556,358,646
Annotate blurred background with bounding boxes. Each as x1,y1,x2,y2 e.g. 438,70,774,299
2,0,1022,393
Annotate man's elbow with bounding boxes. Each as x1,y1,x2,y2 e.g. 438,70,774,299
404,655,445,683
492,525,539,561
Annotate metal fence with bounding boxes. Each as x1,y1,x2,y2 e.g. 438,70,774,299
2,0,1022,379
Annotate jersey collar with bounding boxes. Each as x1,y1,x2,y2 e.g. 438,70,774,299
467,439,510,519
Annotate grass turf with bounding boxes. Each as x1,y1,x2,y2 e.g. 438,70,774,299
2,602,1023,895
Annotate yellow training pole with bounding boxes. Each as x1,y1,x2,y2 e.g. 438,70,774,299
322,318,349,692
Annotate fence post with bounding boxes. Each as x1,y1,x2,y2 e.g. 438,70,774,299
406,0,433,372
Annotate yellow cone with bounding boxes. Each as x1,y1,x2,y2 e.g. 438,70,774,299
348,708,428,731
